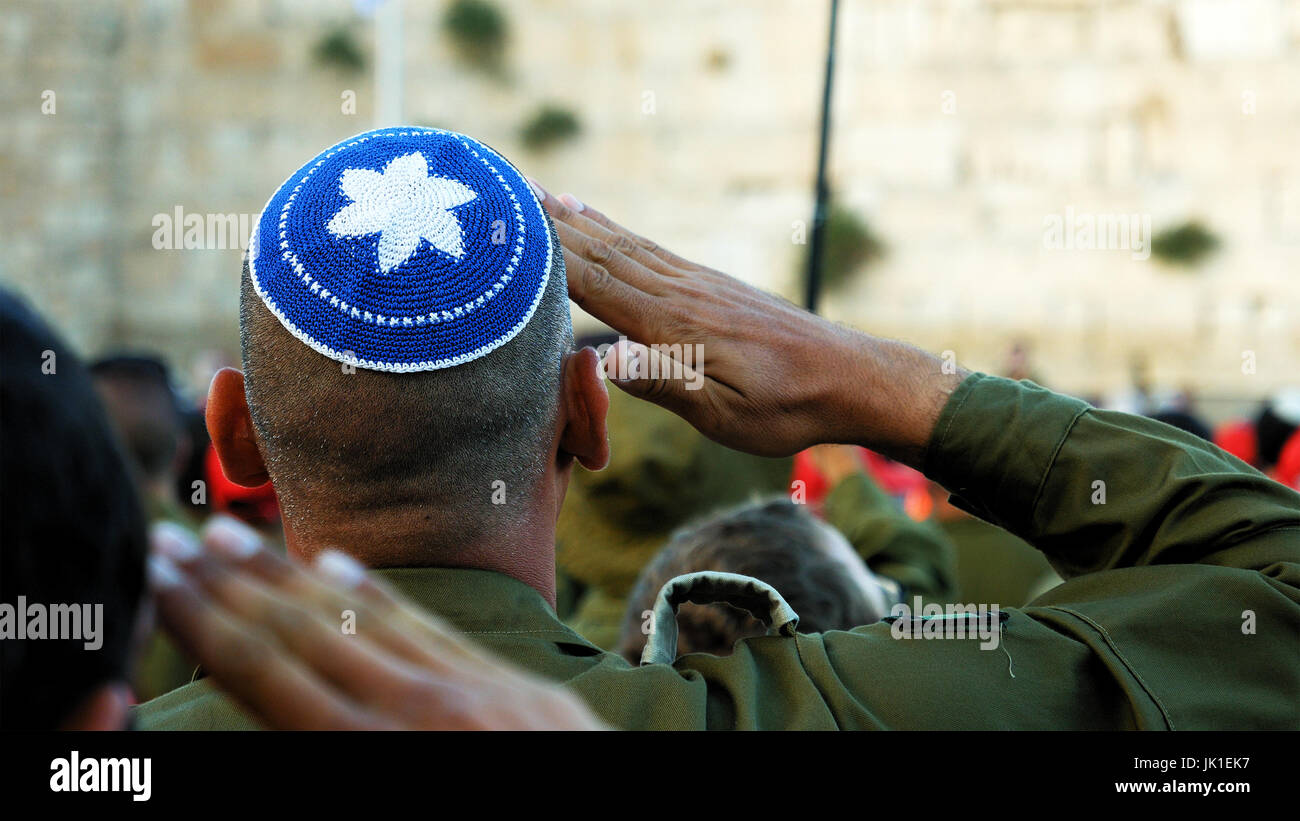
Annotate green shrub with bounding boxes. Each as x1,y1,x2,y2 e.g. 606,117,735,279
314,27,366,73
520,105,581,152
807,204,886,292
442,0,508,69
1151,220,1220,267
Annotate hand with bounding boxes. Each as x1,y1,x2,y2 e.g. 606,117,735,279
147,518,607,730
536,187,966,466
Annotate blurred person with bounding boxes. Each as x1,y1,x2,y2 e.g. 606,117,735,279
89,355,194,525
1256,389,1300,475
1275,431,1300,491
175,403,213,517
1146,387,1211,442
1212,389,1300,478
1,291,149,729
617,497,897,664
556,375,791,649
1214,417,1259,467
0,288,603,730
1001,339,1043,384
800,444,957,602
1149,409,1212,442
90,354,201,699
141,129,1298,729
932,490,1062,608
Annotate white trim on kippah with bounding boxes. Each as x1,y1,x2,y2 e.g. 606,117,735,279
247,128,553,373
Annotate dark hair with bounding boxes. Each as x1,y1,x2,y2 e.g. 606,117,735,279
89,354,183,481
0,290,148,729
619,498,878,663
1150,410,1211,443
237,218,571,552
1256,404,1299,470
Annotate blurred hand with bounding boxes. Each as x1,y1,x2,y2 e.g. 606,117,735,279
536,187,966,466
148,518,606,731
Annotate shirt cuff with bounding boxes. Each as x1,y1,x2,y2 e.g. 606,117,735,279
922,373,1090,537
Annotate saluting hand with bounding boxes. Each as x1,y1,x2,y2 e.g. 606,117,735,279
535,185,966,468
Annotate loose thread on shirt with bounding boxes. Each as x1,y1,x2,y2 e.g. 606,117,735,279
1001,621,1016,678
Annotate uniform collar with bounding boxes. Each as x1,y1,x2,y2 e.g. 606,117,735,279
373,566,597,645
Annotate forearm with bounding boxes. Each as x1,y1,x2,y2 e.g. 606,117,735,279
823,331,968,469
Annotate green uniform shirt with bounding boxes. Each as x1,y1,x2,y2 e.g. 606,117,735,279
136,374,1300,730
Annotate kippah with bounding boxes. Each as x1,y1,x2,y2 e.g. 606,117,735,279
248,127,552,372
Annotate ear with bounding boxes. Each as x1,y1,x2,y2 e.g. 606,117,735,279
206,367,270,487
558,347,610,471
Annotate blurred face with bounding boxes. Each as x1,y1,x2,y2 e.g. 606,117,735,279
811,519,898,624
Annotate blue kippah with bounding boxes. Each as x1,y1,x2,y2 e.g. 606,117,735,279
249,127,553,372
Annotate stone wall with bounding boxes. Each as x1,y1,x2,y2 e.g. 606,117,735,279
2,0,1297,407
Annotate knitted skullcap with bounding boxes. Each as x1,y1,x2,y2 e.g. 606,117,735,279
248,127,552,372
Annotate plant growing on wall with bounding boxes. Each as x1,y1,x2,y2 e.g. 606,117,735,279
1151,220,1220,267
805,204,887,292
314,26,366,73
441,0,508,70
520,104,581,152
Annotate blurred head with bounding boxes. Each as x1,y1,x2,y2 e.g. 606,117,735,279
1256,390,1300,471
89,354,188,497
619,498,893,663
209,242,609,570
0,290,147,730
1150,410,1211,442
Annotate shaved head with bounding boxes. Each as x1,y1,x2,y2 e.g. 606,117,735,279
237,224,572,553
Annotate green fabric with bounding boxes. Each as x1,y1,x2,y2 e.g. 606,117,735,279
822,472,957,604
942,515,1060,607
136,374,1300,730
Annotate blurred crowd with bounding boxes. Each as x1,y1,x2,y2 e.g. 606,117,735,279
7,295,1295,723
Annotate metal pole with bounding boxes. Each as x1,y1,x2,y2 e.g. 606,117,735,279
804,0,840,313
375,0,404,127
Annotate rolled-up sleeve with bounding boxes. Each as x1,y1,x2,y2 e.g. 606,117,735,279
923,373,1300,578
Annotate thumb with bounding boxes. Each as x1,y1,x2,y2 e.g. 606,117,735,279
599,340,702,417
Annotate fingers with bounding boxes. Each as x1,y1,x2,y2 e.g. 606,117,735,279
553,191,701,273
151,520,454,727
531,182,694,341
538,184,694,276
552,221,666,341
187,518,489,676
600,339,704,420
149,518,609,730
147,542,380,730
150,518,517,725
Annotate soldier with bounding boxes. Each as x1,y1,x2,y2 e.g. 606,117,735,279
140,129,1299,729
556,381,791,650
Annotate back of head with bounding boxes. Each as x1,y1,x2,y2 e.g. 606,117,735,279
0,289,147,729
619,498,881,662
239,128,570,555
89,354,183,485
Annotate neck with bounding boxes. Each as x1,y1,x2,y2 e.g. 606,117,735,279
281,500,559,608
